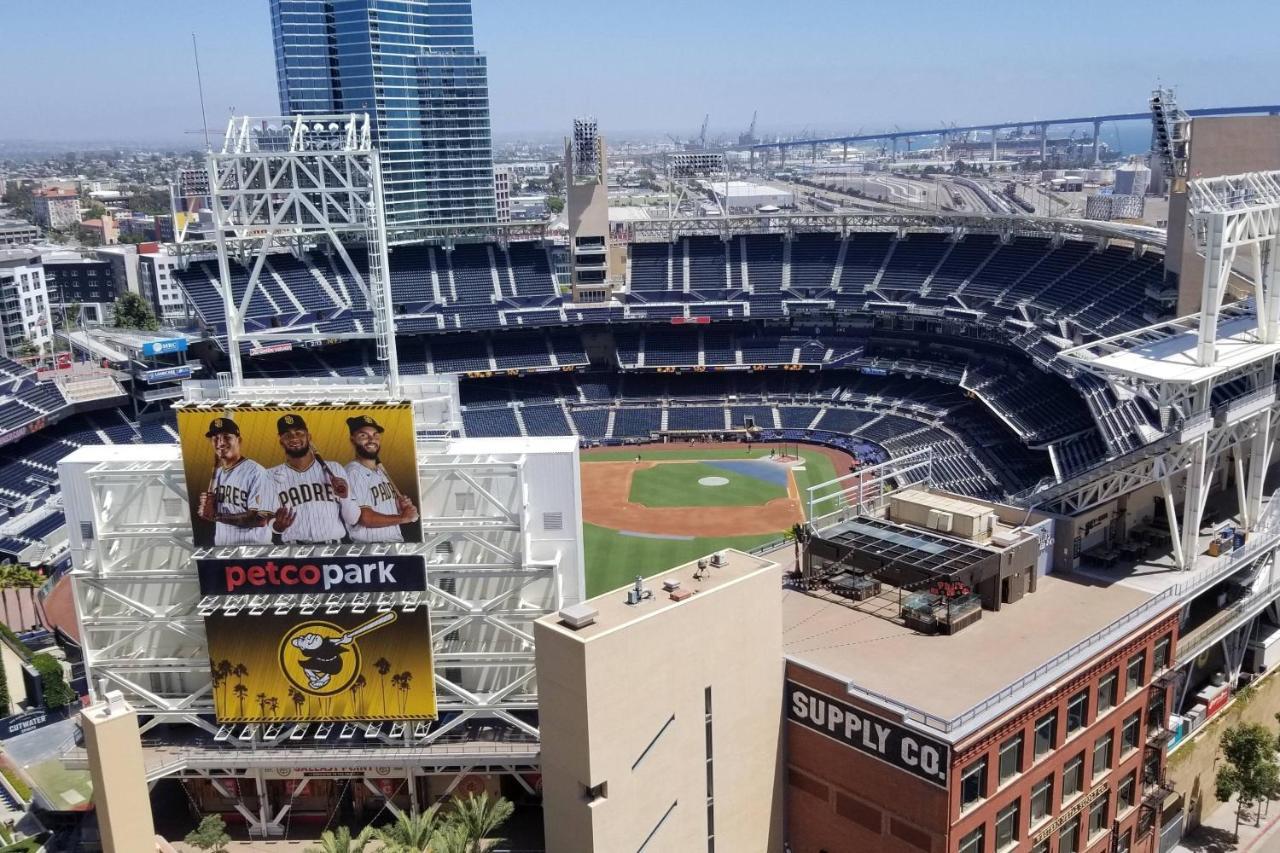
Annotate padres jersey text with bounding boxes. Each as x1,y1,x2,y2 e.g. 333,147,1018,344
344,461,404,543
212,459,273,546
269,459,359,543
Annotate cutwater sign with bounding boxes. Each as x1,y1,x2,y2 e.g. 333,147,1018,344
786,682,950,787
0,706,69,739
142,338,188,356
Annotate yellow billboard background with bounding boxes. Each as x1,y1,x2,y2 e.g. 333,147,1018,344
176,402,420,547
206,609,437,722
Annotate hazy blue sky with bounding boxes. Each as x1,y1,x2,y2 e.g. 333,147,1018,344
0,0,1276,144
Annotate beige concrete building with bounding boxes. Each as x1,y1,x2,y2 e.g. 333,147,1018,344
80,692,157,852
536,550,785,853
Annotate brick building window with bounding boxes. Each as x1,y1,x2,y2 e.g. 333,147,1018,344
1087,793,1110,839
1029,776,1053,825
999,733,1023,783
961,758,988,810
1154,635,1171,671
1062,754,1084,802
1034,711,1057,758
1058,815,1080,853
959,825,984,853
995,799,1020,851
1121,712,1141,755
1066,688,1089,734
1097,671,1118,714
1126,652,1146,694
1092,731,1113,779
1117,771,1136,813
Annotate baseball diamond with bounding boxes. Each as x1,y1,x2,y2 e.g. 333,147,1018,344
579,441,852,595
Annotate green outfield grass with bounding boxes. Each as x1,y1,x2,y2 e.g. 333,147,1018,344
579,444,849,594
628,461,789,508
582,523,782,596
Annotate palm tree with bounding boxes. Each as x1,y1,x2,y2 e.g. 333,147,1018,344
289,687,305,718
395,671,413,714
449,792,514,853
234,683,248,718
304,826,377,853
375,657,391,714
267,696,279,718
377,805,443,851
256,692,268,718
232,662,249,685
348,673,367,716
215,660,233,708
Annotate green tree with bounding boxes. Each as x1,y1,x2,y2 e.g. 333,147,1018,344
30,654,73,709
377,805,443,851
304,826,377,853
111,291,159,331
1216,722,1280,839
82,200,108,221
184,814,231,852
449,792,514,853
545,196,565,214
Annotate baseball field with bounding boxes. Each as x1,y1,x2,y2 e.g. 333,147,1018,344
580,442,853,596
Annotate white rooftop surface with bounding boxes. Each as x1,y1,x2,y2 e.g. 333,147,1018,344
783,570,1157,731
1076,313,1280,384
608,206,652,222
64,330,130,364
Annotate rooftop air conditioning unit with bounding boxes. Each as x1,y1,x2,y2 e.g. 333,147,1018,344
926,509,953,533
558,603,598,630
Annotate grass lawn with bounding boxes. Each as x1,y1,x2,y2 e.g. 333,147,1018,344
25,759,92,810
582,523,782,596
789,448,845,520
628,461,788,508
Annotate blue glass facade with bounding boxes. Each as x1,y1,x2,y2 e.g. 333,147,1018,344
270,0,497,231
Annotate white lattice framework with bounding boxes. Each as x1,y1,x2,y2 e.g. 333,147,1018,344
203,114,399,389
66,377,576,835
1054,171,1280,573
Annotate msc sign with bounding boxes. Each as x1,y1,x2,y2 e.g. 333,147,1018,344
142,338,188,356
196,554,427,596
786,681,950,788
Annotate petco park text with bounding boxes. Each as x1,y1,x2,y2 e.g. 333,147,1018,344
196,554,426,596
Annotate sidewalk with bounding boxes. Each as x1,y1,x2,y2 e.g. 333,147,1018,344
1174,793,1280,853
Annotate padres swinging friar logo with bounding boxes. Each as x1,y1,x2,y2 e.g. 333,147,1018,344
278,611,397,696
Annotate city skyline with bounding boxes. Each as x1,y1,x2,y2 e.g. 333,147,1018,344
0,0,1277,145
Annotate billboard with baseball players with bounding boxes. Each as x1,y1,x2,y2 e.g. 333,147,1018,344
205,609,437,722
176,403,421,549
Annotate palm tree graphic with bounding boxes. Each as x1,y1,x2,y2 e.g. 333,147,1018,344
233,683,248,718
375,657,391,714
256,692,268,718
394,670,413,715
289,687,305,718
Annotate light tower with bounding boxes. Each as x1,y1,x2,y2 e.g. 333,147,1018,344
565,118,612,302
1059,170,1280,570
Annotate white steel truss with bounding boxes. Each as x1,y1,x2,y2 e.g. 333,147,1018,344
1048,171,1280,572
203,114,399,390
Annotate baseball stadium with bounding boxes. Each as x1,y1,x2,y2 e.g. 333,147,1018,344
1,108,1280,853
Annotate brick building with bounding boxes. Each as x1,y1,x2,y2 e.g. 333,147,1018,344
784,578,1179,853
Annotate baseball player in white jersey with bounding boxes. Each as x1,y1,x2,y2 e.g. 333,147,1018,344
268,413,360,544
196,417,277,546
343,414,419,543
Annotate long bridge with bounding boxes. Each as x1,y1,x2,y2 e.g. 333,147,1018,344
751,104,1280,164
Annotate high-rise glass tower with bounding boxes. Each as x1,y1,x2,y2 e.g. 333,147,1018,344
269,0,497,233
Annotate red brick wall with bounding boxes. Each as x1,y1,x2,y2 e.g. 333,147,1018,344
785,613,1179,853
